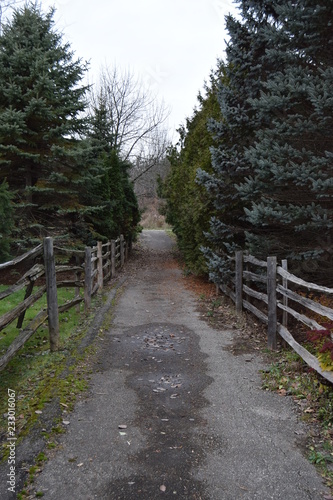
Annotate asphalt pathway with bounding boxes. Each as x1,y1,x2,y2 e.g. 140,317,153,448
32,230,328,499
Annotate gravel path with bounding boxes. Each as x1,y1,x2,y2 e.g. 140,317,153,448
31,230,328,499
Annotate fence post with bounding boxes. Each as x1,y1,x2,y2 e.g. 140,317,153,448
44,237,60,352
120,234,125,268
97,241,103,291
235,250,243,314
282,259,288,328
75,254,82,312
111,240,116,277
267,256,277,350
84,246,92,312
125,238,129,262
107,241,112,280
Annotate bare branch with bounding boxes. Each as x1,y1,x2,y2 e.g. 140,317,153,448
89,65,171,166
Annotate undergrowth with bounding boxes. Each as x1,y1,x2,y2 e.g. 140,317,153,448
262,348,333,490
0,288,105,460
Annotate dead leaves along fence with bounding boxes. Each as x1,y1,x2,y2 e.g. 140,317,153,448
0,236,129,371
219,251,333,384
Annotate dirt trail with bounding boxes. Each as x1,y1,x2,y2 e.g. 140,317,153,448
30,230,327,499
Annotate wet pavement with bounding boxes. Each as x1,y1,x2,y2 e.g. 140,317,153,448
30,230,328,499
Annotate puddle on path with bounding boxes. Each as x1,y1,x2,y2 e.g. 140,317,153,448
99,323,216,499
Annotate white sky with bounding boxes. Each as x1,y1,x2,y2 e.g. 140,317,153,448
34,1,238,135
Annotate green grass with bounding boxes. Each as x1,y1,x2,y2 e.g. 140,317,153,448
0,284,81,352
262,348,333,490
0,282,104,460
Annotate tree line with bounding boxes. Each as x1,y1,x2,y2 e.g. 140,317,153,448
0,2,169,261
162,0,333,285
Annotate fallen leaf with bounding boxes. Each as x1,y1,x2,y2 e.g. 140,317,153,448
277,389,286,396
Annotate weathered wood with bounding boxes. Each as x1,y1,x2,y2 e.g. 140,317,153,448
75,254,82,313
243,270,267,284
0,281,27,301
281,260,288,329
0,244,43,270
277,302,324,330
243,254,267,267
103,271,111,281
219,283,236,303
277,284,333,322
267,256,277,350
17,263,45,283
97,241,103,291
277,266,333,294
111,240,116,277
55,265,83,273
120,235,125,267
277,324,333,384
0,285,46,331
58,297,83,313
57,280,83,288
44,237,60,352
235,250,243,314
243,284,268,304
92,281,100,296
54,246,85,257
84,246,92,311
243,299,268,324
0,309,48,372
16,280,34,329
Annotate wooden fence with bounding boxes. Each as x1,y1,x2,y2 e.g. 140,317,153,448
0,236,128,371
219,251,333,384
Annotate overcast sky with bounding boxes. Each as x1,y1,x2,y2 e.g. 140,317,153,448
36,1,238,136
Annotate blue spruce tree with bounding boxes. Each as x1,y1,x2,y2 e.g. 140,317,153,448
239,0,333,283
197,0,282,284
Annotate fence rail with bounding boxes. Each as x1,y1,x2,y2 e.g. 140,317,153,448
219,251,333,384
0,236,129,371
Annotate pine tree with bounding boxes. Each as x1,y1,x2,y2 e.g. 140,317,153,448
0,3,89,246
0,180,13,262
197,1,282,283
239,0,333,282
163,67,222,274
81,98,140,244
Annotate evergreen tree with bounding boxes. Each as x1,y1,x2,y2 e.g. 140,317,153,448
163,67,222,274
197,1,282,283
0,180,13,262
0,2,89,246
81,97,140,244
238,0,333,282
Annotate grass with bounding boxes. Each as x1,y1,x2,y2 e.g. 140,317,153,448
262,348,333,490
0,282,104,461
0,284,80,352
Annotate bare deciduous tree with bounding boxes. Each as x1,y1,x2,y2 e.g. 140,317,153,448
89,66,171,178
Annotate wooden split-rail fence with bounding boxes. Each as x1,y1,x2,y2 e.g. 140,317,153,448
0,235,129,371
219,251,333,384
